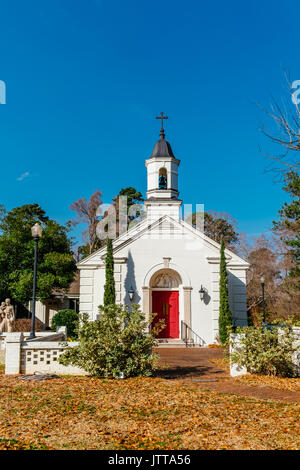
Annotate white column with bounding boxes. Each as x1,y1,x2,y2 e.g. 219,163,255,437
56,326,67,340
142,287,150,324
229,333,247,377
183,287,192,340
5,332,23,375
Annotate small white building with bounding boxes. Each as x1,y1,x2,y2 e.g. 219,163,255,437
33,274,80,328
77,124,249,346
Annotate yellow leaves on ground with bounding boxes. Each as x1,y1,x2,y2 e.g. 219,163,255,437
211,357,300,392
236,374,300,392
210,357,230,373
0,374,299,450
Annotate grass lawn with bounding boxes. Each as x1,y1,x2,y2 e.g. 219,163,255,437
0,373,299,450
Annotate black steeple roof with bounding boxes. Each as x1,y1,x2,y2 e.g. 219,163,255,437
150,137,175,158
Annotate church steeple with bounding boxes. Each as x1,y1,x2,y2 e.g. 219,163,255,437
145,114,182,220
145,113,180,200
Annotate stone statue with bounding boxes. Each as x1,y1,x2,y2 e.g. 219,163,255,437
0,299,15,333
0,302,6,332
5,299,15,333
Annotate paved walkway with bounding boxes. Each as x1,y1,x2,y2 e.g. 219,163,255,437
154,347,300,404
154,347,227,380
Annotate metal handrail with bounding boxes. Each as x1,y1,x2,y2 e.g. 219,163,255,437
181,321,205,347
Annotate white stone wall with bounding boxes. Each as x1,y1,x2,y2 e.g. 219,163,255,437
5,333,23,374
4,332,86,376
1,330,66,350
229,333,247,377
20,342,86,375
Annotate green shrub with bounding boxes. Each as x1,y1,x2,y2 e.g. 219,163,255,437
58,304,164,378
230,326,300,377
51,309,79,339
219,238,232,346
268,317,300,327
103,238,116,306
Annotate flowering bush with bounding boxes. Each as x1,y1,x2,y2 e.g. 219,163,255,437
59,304,164,378
230,326,300,377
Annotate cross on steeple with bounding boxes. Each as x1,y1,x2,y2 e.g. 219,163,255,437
156,112,168,139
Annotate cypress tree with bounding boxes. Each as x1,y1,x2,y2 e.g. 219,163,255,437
218,238,232,346
103,238,116,306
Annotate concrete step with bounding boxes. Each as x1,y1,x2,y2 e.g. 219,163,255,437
156,338,203,348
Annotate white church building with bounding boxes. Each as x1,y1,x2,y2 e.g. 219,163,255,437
77,118,249,346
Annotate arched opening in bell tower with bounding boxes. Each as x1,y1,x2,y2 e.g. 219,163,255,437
158,167,167,190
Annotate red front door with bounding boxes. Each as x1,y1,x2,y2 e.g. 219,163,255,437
152,291,179,338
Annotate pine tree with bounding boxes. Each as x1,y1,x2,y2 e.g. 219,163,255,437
218,238,232,345
103,238,116,306
273,171,300,284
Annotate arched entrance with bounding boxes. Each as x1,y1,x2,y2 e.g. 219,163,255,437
150,269,181,338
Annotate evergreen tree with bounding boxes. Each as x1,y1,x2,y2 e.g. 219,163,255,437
103,238,116,306
273,171,300,285
218,238,232,345
0,204,76,303
112,187,145,234
114,187,144,208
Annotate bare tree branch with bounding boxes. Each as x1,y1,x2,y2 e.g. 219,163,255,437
258,73,300,174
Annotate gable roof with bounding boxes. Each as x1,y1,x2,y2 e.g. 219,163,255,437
77,215,249,268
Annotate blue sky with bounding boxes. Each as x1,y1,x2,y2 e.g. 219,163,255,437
0,0,299,246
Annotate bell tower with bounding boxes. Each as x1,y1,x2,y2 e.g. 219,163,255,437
145,113,182,221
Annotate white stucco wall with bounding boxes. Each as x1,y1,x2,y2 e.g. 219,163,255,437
79,268,95,318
